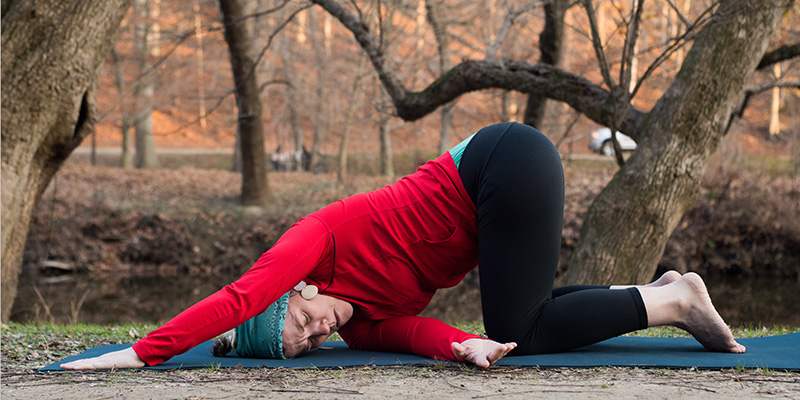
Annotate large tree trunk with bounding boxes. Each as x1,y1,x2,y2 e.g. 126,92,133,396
426,0,455,155
563,0,791,285
523,0,567,128
219,0,270,206
1,0,132,322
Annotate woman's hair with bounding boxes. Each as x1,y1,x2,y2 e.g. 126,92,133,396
211,330,235,357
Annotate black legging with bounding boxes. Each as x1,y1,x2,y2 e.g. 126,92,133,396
458,122,648,354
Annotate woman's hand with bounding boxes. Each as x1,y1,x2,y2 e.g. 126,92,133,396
60,347,146,370
452,338,517,368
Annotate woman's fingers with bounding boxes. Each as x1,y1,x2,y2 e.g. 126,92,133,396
487,342,517,365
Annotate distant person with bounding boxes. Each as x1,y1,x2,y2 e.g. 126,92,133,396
63,122,744,370
270,145,289,172
302,145,312,171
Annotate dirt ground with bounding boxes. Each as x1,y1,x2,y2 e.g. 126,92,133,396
3,363,800,400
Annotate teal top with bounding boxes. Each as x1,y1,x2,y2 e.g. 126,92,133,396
448,132,477,169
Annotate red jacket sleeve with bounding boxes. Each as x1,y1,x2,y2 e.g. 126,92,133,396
131,217,330,366
339,316,484,361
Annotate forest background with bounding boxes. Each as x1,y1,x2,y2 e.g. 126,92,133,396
4,0,800,327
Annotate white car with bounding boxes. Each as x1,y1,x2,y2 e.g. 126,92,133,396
589,127,637,156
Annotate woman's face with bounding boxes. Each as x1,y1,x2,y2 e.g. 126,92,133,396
282,293,353,358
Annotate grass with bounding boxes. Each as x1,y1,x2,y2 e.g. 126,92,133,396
1,322,158,368
739,154,798,178
4,322,797,370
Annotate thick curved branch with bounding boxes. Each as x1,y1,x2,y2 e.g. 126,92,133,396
757,42,800,70
400,60,644,135
310,0,406,102
311,0,645,136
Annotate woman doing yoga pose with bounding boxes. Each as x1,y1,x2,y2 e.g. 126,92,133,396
62,122,744,370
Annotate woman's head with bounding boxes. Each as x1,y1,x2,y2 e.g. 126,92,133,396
227,287,353,359
281,291,353,357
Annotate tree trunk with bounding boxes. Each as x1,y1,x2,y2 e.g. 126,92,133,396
337,55,367,183
523,0,567,128
219,0,270,206
1,0,132,322
426,0,455,155
563,0,791,285
133,0,159,169
769,62,782,137
438,102,454,154
309,8,330,173
232,125,243,172
379,115,394,178
280,34,305,172
194,0,208,129
378,83,395,178
111,47,135,170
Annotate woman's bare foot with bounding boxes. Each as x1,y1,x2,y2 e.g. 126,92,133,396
645,270,682,288
611,270,681,290
672,273,746,353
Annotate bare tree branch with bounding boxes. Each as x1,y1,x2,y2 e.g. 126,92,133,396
580,0,616,91
757,42,800,70
311,0,645,135
630,2,717,99
725,80,800,135
484,1,541,60
619,0,644,95
664,0,689,27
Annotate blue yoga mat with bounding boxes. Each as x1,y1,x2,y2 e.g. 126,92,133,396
41,333,800,372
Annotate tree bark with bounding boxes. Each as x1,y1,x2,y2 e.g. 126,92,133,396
111,47,135,169
309,8,330,173
280,35,305,172
523,0,568,128
133,0,159,169
379,113,394,178
219,0,270,206
1,0,132,322
563,0,792,285
378,82,395,178
426,0,455,155
337,55,367,183
769,62,781,137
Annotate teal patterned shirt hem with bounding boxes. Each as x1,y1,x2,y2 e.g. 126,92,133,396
448,132,477,169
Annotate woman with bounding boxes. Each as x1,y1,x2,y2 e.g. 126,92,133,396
62,122,744,370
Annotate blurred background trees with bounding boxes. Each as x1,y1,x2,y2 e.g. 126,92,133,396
3,0,799,321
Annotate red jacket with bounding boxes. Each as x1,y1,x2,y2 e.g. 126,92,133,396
132,153,483,365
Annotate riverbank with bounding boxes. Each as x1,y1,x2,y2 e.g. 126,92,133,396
12,154,800,325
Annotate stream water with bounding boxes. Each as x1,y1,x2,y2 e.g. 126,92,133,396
11,267,800,328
